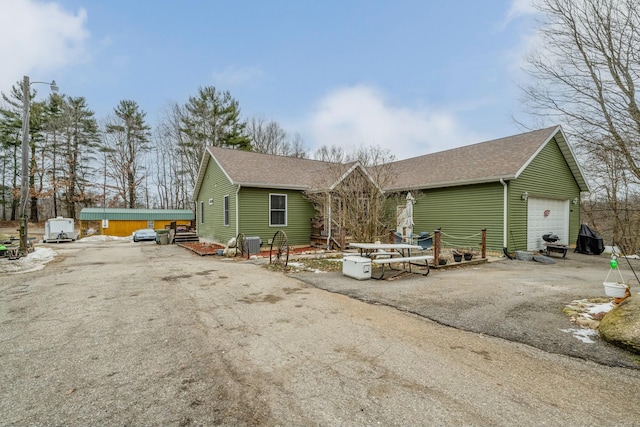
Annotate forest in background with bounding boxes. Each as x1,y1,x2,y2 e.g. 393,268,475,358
0,84,330,222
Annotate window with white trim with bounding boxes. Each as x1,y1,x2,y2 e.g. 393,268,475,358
223,195,230,226
269,194,287,226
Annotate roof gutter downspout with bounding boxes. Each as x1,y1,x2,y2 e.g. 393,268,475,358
500,179,508,248
235,185,241,238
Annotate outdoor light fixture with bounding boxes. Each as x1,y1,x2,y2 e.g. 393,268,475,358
19,75,58,255
573,197,579,205
521,192,529,201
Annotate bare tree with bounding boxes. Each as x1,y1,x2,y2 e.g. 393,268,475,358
313,145,346,163
305,145,397,244
247,116,307,158
523,0,640,175
153,104,196,209
581,145,640,253
314,143,395,166
522,0,640,250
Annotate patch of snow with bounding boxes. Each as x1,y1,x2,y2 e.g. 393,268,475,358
0,247,57,274
560,328,598,344
78,235,130,242
588,302,614,315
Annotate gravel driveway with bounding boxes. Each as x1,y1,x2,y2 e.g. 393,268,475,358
1,239,640,426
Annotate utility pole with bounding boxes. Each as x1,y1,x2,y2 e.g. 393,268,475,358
19,76,58,256
19,76,31,256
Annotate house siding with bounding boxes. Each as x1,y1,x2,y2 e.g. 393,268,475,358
238,187,316,246
412,183,504,251
197,158,237,243
508,137,581,251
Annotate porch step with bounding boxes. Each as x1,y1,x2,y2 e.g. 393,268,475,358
310,234,326,248
174,231,199,243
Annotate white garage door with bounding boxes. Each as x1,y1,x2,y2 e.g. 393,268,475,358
527,197,569,250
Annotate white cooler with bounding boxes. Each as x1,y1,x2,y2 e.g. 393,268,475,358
342,256,371,280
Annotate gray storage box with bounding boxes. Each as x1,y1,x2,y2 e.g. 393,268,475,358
342,256,371,280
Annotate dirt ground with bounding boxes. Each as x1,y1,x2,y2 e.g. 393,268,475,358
1,231,640,426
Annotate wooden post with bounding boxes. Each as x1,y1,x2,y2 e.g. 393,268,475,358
339,228,346,250
434,228,441,263
481,228,487,259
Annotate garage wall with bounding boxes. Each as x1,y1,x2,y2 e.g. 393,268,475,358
526,198,569,250
93,220,192,238
412,182,504,251
508,137,581,252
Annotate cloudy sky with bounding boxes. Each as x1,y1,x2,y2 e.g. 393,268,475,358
0,0,540,160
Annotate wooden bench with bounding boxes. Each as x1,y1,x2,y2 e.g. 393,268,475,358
370,250,401,259
370,255,433,279
545,243,569,258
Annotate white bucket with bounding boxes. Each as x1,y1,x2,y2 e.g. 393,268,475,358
603,282,627,298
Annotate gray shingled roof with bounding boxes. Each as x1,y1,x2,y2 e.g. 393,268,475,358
194,126,588,197
383,126,578,191
206,147,350,190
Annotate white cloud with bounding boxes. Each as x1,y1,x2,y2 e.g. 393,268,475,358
503,0,538,26
501,0,544,84
307,85,482,160
212,66,264,88
0,0,89,92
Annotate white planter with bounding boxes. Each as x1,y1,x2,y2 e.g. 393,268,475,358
603,282,627,298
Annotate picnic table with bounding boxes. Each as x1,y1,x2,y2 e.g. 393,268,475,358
348,242,433,279
349,242,420,256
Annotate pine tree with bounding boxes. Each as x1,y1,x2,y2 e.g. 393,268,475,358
104,100,151,208
60,97,99,219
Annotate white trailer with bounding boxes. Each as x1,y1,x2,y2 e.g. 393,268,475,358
43,217,77,243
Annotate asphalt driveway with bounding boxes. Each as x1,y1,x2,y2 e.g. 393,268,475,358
292,251,640,369
3,239,640,425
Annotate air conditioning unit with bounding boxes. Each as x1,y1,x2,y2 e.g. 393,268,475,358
243,236,262,255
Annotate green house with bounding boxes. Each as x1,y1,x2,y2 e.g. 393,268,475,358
193,126,589,252
385,126,589,252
